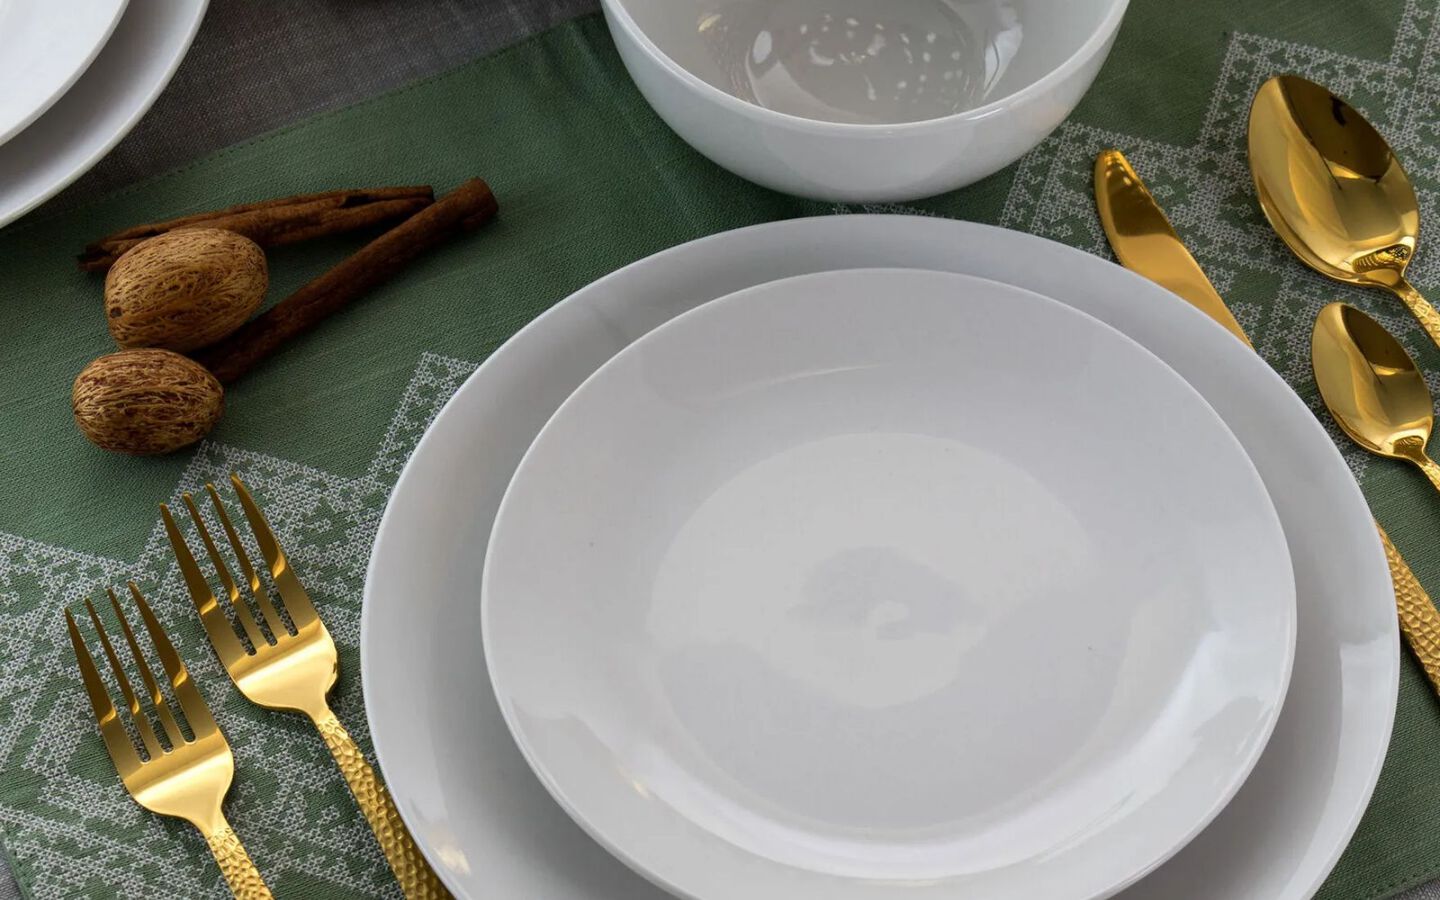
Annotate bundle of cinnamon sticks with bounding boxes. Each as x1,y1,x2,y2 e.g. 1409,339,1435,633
81,179,498,383
79,186,439,271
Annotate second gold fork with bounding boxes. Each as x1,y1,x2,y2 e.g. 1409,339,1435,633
66,585,272,899
162,473,449,899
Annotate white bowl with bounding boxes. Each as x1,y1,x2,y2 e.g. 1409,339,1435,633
601,0,1129,201
483,268,1295,900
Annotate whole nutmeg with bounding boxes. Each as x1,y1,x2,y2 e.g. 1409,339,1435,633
73,349,224,455
105,227,267,352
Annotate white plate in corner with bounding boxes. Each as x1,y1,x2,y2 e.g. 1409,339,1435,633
0,0,129,146
482,267,1296,900
0,0,208,227
362,215,1398,900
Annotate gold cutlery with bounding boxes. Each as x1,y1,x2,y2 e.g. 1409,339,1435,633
1248,75,1440,349
1093,150,1250,346
1313,302,1440,492
1094,147,1440,694
66,585,273,899
161,474,450,899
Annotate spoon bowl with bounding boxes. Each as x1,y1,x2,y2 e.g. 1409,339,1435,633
1250,76,1440,347
1312,302,1440,487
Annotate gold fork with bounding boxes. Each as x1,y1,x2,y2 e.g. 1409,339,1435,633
65,584,272,899
161,473,449,899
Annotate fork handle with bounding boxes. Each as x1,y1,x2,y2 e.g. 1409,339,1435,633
312,706,451,898
202,818,273,900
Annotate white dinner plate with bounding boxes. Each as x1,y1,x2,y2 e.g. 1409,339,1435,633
0,0,129,146
483,268,1296,900
0,0,208,228
362,215,1398,900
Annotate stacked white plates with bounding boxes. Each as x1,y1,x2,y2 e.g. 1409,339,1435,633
0,0,208,228
0,0,128,145
362,215,1399,899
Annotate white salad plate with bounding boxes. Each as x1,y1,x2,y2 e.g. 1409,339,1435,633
482,268,1297,900
362,215,1399,900
0,0,129,146
0,0,208,228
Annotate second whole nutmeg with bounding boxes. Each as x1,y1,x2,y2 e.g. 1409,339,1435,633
73,179,498,456
72,349,225,455
105,227,268,352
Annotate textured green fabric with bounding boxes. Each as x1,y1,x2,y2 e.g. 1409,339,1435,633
1,4,1438,898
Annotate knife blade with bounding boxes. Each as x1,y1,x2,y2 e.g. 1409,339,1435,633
1093,149,1252,346
1093,146,1440,696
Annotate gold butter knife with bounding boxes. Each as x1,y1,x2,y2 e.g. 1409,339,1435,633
1094,151,1250,347
1094,147,1440,695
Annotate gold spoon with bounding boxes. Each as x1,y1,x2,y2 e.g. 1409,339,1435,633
1249,75,1440,349
1312,302,1440,491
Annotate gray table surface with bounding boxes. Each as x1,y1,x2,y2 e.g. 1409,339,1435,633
2,2,1435,898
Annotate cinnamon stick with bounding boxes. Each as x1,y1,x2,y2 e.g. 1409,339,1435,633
195,178,498,384
79,186,436,271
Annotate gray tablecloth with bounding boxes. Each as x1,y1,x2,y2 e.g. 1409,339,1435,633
2,2,1434,899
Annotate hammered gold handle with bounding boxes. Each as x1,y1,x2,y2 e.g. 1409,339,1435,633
1411,453,1440,496
1378,523,1440,694
202,818,273,900
1390,276,1440,353
311,706,451,898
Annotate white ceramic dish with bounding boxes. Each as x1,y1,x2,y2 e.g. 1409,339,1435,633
600,0,1128,201
0,0,208,228
0,0,129,146
361,215,1398,900
483,268,1296,900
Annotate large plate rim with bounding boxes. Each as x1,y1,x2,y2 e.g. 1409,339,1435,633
0,0,131,145
0,0,209,227
361,214,1398,900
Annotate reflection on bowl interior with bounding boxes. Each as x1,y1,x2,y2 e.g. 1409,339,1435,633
617,0,1107,124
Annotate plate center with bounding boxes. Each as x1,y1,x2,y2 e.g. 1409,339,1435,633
638,428,1197,868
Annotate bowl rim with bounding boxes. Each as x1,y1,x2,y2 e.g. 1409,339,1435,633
600,0,1131,133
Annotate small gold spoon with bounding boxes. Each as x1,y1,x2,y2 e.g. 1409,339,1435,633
1312,302,1440,491
1249,75,1440,349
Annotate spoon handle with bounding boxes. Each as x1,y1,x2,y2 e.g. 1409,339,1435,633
1378,524,1440,695
1389,277,1440,351
1411,453,1440,495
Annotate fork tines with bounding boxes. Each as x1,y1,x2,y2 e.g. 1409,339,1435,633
161,473,319,663
66,584,218,769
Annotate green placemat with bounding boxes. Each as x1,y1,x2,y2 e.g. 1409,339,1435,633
1,4,1439,898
